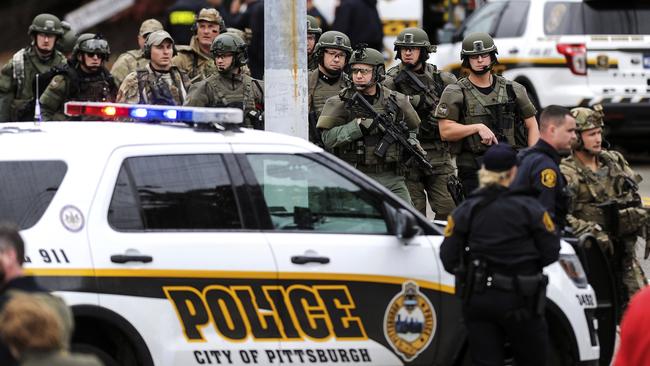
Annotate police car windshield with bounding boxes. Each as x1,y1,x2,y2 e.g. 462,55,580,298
544,2,650,35
0,161,67,229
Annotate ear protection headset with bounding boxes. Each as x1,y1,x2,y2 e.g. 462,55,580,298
143,32,178,59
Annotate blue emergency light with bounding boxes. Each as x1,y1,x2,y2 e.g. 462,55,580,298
63,102,244,125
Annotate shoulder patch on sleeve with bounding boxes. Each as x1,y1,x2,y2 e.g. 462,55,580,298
443,215,454,237
540,168,557,188
542,211,555,232
436,102,449,118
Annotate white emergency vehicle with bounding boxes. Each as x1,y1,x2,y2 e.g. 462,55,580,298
430,0,650,146
0,103,599,366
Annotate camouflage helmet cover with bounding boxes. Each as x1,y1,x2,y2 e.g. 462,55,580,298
460,32,498,58
571,104,604,131
314,31,352,56
307,15,322,35
394,27,436,53
29,13,64,37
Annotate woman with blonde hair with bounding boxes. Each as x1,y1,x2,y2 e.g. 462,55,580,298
0,294,102,366
440,143,560,365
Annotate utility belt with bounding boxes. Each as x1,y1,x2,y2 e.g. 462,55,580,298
456,259,548,316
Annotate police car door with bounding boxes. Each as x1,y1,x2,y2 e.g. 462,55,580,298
234,146,450,366
87,144,278,366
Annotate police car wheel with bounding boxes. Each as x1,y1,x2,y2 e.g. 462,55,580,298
72,343,120,366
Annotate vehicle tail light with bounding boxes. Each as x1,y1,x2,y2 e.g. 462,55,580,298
557,43,587,76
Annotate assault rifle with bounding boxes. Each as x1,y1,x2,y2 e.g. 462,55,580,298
349,92,432,171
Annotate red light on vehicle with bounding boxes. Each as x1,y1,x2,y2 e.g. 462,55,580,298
64,104,83,116
557,43,587,76
102,106,117,116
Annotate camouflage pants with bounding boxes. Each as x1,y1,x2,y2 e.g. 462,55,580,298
367,171,412,206
406,149,456,219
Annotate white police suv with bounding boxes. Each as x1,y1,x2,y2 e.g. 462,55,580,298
0,103,599,365
431,0,650,147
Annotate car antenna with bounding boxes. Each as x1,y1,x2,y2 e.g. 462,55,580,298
34,74,42,124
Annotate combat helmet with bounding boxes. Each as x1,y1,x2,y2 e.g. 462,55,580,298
346,45,385,83
211,33,248,70
314,31,352,60
460,32,498,58
56,21,77,54
571,104,605,151
307,15,322,36
393,27,436,62
73,34,110,60
571,105,604,131
28,13,64,37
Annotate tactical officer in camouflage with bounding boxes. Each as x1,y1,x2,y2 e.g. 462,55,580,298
560,105,648,310
307,15,323,71
110,19,164,88
384,27,457,218
435,32,540,196
184,33,264,129
117,31,190,106
308,31,352,145
39,34,117,121
316,46,420,204
0,14,66,121
173,8,223,83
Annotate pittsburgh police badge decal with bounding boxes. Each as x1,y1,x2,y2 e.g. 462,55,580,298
384,281,436,361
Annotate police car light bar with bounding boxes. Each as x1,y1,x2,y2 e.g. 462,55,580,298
64,101,244,124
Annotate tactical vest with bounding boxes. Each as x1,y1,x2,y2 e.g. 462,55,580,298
456,76,518,155
10,48,66,121
308,70,346,118
337,87,405,172
204,72,263,129
567,151,642,230
136,67,186,106
387,64,445,147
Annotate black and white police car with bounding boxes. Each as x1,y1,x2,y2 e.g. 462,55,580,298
0,102,599,365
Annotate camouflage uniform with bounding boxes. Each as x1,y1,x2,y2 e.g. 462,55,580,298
39,35,117,121
117,64,190,105
110,19,164,88
384,28,457,218
434,33,537,196
308,31,352,145
117,31,190,106
317,47,420,204
0,14,66,121
560,106,648,308
172,8,222,83
184,33,263,129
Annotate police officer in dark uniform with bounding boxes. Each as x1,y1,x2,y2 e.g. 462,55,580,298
511,105,577,229
440,143,560,366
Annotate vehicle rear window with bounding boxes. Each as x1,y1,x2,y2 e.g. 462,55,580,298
0,161,67,229
108,154,242,230
544,2,650,35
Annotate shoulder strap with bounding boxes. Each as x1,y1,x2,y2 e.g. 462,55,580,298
136,69,149,104
12,49,26,96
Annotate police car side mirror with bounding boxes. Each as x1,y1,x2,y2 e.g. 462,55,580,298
394,209,421,241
